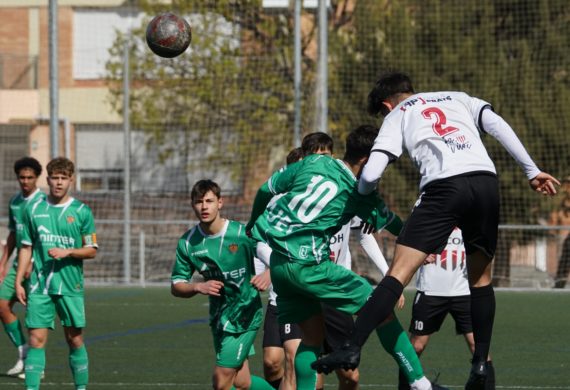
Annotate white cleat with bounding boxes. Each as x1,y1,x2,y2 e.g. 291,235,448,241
6,359,24,376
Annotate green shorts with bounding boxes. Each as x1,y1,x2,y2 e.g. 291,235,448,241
270,252,373,324
26,294,86,330
0,266,27,301
212,328,257,368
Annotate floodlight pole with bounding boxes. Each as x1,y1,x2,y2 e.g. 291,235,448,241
315,0,328,134
49,0,59,158
123,40,132,284
293,0,302,147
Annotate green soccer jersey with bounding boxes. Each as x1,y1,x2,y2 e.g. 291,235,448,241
171,219,263,334
250,154,401,265
21,197,98,297
8,188,46,266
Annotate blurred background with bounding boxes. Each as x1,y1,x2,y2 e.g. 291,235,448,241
0,0,568,288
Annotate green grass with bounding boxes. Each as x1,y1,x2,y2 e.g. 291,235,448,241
0,288,568,389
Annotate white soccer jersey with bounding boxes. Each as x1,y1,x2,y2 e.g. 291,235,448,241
329,217,361,270
373,91,497,190
415,227,470,296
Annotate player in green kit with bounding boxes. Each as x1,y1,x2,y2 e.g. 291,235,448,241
170,179,273,390
247,126,447,390
0,157,45,376
15,157,97,390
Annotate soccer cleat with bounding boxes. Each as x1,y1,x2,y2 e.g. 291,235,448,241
311,341,361,374
17,370,45,380
465,360,487,390
6,359,24,376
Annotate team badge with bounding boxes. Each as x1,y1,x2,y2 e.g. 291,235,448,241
228,243,238,253
67,216,75,224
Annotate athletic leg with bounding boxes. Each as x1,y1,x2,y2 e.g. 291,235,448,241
65,326,88,390
295,313,325,390
466,250,494,390
25,328,48,390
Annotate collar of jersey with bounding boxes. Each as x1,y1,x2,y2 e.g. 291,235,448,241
335,158,356,181
46,197,74,208
197,219,229,238
21,188,42,201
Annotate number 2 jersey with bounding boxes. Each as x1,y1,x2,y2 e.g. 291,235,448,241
250,154,401,265
171,220,263,334
21,197,98,296
373,91,497,190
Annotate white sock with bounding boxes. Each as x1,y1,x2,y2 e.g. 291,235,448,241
18,344,28,359
410,376,432,390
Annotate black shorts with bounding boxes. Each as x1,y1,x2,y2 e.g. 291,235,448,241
408,291,472,336
397,172,499,258
262,304,302,348
322,304,355,354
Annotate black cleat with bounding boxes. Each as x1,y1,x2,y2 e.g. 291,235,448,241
465,360,487,390
311,342,361,374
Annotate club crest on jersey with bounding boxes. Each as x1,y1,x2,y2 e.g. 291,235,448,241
67,216,75,224
228,243,238,253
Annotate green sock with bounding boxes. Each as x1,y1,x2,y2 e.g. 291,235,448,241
4,319,26,347
250,375,275,390
69,344,89,389
376,317,425,383
25,347,45,390
294,343,320,390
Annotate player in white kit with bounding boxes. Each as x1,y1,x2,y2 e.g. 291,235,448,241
398,228,494,390
313,71,559,390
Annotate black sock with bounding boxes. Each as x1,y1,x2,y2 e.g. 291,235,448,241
470,284,495,362
268,377,282,389
352,276,404,347
398,368,411,390
485,361,495,389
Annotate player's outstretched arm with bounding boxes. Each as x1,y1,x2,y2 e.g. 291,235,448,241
481,109,560,194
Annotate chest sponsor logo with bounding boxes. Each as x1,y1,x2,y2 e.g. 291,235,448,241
200,263,247,288
37,225,75,246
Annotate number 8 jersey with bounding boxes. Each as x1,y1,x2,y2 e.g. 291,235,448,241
373,91,497,190
251,154,401,265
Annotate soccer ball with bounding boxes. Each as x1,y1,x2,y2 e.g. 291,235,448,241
145,13,192,58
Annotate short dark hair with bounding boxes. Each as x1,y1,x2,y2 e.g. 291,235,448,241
368,71,415,117
301,132,334,156
286,147,304,165
191,179,221,201
14,157,42,177
47,157,74,177
343,125,379,164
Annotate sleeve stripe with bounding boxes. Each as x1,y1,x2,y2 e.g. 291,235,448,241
371,149,398,163
478,104,494,134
